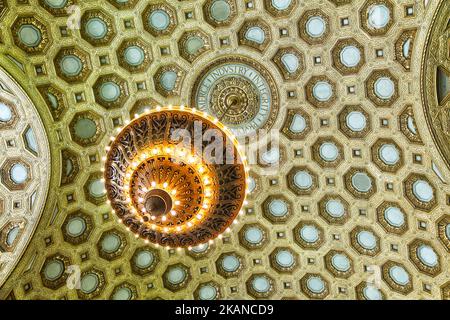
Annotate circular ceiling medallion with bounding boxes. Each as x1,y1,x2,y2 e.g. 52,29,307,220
104,106,248,248
191,55,279,138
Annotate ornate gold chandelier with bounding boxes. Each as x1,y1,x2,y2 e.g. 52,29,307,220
103,106,248,248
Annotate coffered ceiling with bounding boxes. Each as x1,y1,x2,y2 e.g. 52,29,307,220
0,0,449,300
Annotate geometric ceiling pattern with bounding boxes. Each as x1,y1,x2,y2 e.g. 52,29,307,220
0,0,449,300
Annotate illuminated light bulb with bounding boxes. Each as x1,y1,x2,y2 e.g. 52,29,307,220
239,210,244,216
112,210,116,214
192,108,197,113
118,219,122,223
134,113,139,119
163,227,169,233
175,200,180,206
233,220,238,225
187,222,193,227
213,118,218,123
218,234,223,239
126,227,130,231
152,225,156,230
165,147,172,153
198,166,205,173
132,162,138,168
151,181,156,187
177,247,182,251
101,178,105,183
162,216,167,222
142,208,147,213
171,190,176,195
155,243,159,248
110,136,115,141
125,119,130,125
156,106,161,111
105,146,111,151
142,187,148,192
209,240,213,244
176,226,181,231
145,239,149,244
151,216,156,220
202,204,208,209
134,234,139,238
226,227,231,233
163,182,168,188
140,219,144,223
188,156,195,163
116,127,122,132
101,168,105,172
144,108,150,113
246,178,252,183
102,156,107,161
196,214,202,219
204,178,210,185
170,210,177,216
244,200,249,205
180,105,185,110
106,200,111,204
152,148,158,155
205,191,212,198
138,197,144,203
245,189,250,195
188,246,192,251
126,173,131,179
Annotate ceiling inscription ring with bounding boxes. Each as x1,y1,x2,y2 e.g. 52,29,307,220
191,55,279,138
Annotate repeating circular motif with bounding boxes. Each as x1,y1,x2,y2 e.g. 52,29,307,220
163,264,191,292
332,38,366,74
203,0,237,27
294,221,324,250
318,195,349,225
350,226,380,256
239,224,268,250
246,274,275,298
195,282,220,300
11,16,51,54
360,0,394,36
299,9,330,44
80,10,116,46
216,252,243,278
356,282,385,300
376,202,408,235
382,261,413,295
300,273,329,299
142,3,177,37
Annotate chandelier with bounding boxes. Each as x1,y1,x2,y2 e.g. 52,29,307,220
103,106,248,248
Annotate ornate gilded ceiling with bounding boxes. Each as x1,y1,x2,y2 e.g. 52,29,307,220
0,0,449,300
